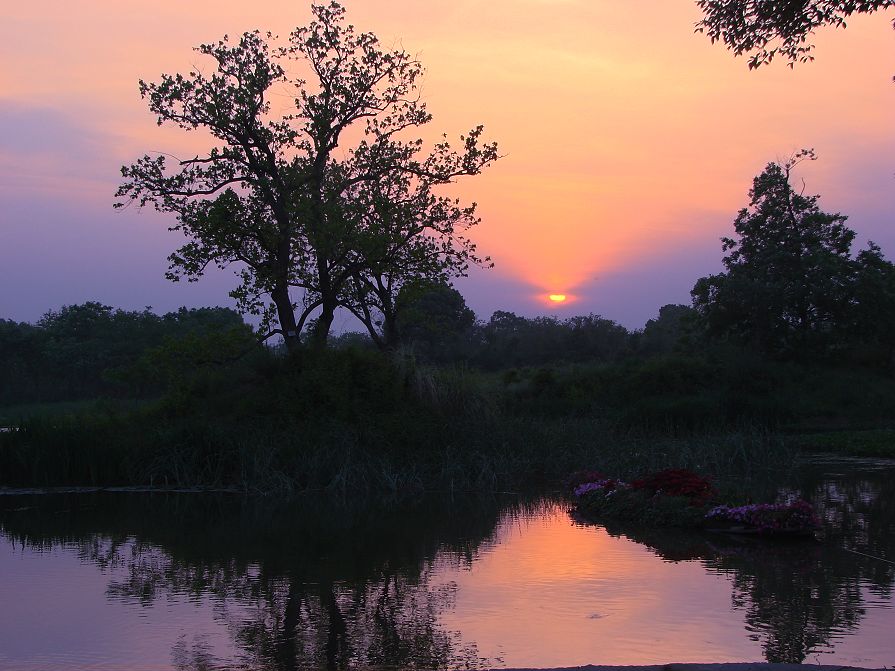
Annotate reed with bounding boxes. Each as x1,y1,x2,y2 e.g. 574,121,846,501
0,349,806,496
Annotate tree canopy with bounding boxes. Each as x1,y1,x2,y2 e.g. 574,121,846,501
117,2,498,350
691,150,895,361
695,0,895,69
0,303,250,404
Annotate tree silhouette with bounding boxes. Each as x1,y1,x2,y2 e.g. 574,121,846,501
117,2,497,350
390,280,476,353
696,0,895,70
692,151,859,358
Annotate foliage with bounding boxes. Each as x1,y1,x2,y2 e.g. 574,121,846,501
393,280,476,356
470,311,632,369
0,339,800,493
789,429,895,457
573,469,819,532
116,2,498,349
575,486,711,527
637,303,697,355
0,303,251,405
499,347,895,431
9,297,895,439
0,400,114,426
851,242,895,371
695,0,895,69
692,151,894,360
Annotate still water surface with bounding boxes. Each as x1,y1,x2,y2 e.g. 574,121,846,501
0,457,893,670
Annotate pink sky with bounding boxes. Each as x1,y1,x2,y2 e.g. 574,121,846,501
1,1,892,328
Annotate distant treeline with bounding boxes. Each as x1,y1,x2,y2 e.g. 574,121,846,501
380,153,895,374
6,153,895,412
3,280,894,413
4,292,895,490
0,298,669,405
0,303,252,405
334,303,689,369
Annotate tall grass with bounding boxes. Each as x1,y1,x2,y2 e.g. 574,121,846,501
0,413,795,498
0,348,814,496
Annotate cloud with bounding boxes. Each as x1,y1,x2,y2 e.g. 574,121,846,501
0,99,106,156
0,99,122,199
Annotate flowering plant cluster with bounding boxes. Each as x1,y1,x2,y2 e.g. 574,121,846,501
569,467,821,535
571,469,714,504
573,479,628,497
705,499,820,533
630,469,716,504
566,470,606,490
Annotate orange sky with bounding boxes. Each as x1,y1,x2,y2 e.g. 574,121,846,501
0,1,892,325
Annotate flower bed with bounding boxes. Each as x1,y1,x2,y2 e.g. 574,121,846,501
571,469,819,536
704,500,820,535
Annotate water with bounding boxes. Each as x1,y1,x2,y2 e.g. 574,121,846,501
0,457,893,670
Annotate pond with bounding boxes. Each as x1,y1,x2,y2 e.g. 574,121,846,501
0,456,893,670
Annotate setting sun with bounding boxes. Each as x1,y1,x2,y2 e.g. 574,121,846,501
548,294,567,303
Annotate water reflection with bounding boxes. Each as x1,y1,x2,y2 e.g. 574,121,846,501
587,458,895,664
0,493,516,670
0,458,893,669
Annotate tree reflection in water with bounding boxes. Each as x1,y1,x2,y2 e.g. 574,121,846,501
593,460,895,664
0,492,523,670
1,459,892,668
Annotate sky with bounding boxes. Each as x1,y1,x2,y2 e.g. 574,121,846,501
0,1,892,329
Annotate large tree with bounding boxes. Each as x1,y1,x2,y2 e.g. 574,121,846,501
116,2,497,350
691,151,857,357
695,0,895,69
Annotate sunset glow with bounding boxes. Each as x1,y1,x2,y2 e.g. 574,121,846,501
0,1,892,327
1,4,895,668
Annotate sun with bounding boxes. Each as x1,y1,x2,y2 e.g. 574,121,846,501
548,294,567,303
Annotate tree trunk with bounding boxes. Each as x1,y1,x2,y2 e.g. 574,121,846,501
312,252,335,349
379,288,399,351
272,282,300,352
312,298,335,349
382,311,399,351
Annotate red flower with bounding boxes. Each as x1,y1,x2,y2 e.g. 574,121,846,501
631,469,716,504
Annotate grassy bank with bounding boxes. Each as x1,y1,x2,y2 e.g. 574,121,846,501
2,348,892,494
0,399,147,426
0,348,800,495
0,412,791,496
788,429,895,458
495,354,895,432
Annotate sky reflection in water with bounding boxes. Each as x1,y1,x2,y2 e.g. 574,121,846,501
0,458,893,670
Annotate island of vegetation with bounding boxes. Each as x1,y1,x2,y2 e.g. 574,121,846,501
569,469,820,536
